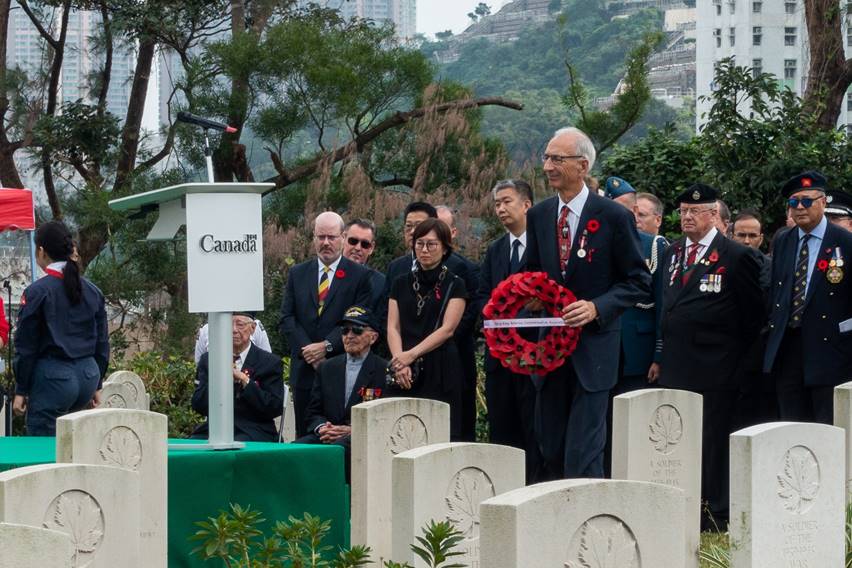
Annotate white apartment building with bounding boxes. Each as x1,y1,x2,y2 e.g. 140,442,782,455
6,5,136,119
297,0,417,40
696,0,851,131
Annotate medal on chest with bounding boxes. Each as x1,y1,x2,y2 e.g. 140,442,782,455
827,247,845,284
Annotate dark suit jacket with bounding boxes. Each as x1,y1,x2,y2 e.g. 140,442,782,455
367,268,386,314
621,232,668,377
764,222,852,386
304,351,388,434
525,192,652,391
280,256,373,390
191,344,284,441
477,232,530,373
658,231,764,391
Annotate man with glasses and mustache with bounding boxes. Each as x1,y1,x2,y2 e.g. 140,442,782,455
524,127,651,481
343,219,385,312
281,211,374,437
657,183,763,530
764,172,852,425
296,306,387,480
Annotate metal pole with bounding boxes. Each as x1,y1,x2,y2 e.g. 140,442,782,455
201,130,241,449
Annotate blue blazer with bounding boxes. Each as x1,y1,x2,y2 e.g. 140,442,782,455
764,222,852,385
525,192,652,392
620,231,667,377
279,256,373,390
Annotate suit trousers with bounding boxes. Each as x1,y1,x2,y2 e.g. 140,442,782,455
293,385,313,438
459,337,478,442
534,362,609,481
699,389,735,529
775,327,834,424
485,367,540,481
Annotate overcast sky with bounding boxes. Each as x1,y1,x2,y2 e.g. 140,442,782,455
417,0,510,38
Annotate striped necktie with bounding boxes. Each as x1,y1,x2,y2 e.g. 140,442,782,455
557,205,571,274
789,234,811,328
318,266,331,315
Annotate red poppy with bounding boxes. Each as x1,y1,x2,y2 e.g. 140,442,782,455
374,388,382,397
586,219,600,233
707,250,719,263
817,259,829,272
335,269,346,279
715,266,727,275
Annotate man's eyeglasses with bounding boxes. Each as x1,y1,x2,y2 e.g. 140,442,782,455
541,154,585,165
347,236,373,249
788,196,823,209
414,240,441,251
677,207,715,218
342,325,366,336
734,232,761,240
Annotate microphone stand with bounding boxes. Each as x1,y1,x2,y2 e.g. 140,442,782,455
3,280,12,435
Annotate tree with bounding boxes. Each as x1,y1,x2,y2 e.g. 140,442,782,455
474,2,491,17
801,0,852,129
563,31,664,154
435,30,453,41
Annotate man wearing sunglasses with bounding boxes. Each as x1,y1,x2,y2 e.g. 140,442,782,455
343,219,385,312
764,171,852,425
296,306,387,480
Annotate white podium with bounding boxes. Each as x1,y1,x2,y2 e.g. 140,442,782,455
109,182,273,449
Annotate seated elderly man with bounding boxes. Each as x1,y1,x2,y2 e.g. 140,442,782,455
296,306,387,476
191,312,284,442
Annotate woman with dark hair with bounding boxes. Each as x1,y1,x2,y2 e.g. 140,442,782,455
387,218,467,438
12,221,109,435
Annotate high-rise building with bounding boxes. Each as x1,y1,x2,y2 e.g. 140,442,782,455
297,0,417,40
6,5,137,119
696,0,851,131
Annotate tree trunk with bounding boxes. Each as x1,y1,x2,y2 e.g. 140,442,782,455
114,37,156,193
0,0,23,188
802,0,852,129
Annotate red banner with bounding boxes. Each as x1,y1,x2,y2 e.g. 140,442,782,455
0,188,35,231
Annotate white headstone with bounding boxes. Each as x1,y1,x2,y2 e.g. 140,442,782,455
391,442,525,568
612,388,702,567
0,398,5,436
730,422,845,568
833,381,852,501
480,479,685,568
0,522,75,567
281,387,296,443
99,382,135,409
0,463,141,568
56,408,167,568
104,371,149,410
351,397,451,565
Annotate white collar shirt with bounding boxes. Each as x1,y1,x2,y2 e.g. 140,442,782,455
557,184,590,241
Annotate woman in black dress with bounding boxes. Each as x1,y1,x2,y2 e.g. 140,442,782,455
387,218,467,438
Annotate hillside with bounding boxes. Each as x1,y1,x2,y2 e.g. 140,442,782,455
421,0,692,163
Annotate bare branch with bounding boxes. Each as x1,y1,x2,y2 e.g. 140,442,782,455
16,0,58,49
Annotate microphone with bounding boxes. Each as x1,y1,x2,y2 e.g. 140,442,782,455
176,111,238,133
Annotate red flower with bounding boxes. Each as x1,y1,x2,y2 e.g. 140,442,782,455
374,388,382,398
335,269,346,279
817,259,829,272
708,250,719,263
715,266,727,275
586,219,600,233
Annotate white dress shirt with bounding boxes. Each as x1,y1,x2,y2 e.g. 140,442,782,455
509,232,527,262
557,184,590,241
317,256,343,292
684,227,718,265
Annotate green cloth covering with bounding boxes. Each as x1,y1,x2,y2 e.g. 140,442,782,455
0,438,349,567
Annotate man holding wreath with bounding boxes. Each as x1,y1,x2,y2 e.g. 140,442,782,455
524,126,651,479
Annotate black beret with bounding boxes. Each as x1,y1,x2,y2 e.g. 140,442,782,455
780,171,827,198
676,183,718,205
337,305,378,331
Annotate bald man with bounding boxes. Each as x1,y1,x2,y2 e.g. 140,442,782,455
280,211,374,436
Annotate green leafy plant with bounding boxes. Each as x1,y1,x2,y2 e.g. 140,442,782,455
190,506,466,568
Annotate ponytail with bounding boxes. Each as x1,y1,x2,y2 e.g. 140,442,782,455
35,221,83,304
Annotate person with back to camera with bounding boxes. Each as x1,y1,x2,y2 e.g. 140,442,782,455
13,221,109,435
386,218,468,439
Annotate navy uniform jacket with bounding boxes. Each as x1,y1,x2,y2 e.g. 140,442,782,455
279,256,373,390
621,231,667,377
764,223,852,385
191,344,284,441
14,274,109,395
525,192,652,392
304,351,388,434
658,232,764,391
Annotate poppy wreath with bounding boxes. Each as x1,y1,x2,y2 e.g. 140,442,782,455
482,271,581,376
